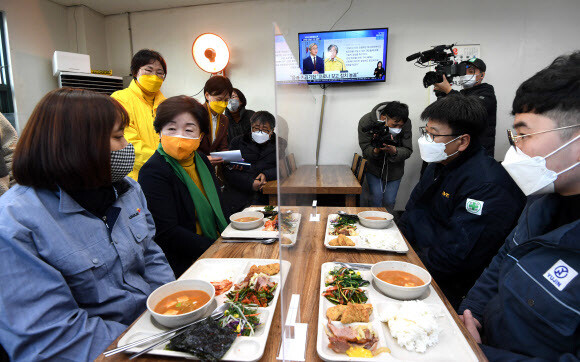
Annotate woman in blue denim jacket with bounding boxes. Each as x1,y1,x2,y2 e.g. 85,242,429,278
0,88,175,361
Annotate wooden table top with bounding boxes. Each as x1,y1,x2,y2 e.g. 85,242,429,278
262,165,362,195
98,206,486,362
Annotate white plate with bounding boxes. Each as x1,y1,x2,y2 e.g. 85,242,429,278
221,207,301,247
324,214,408,253
117,258,290,361
316,262,478,361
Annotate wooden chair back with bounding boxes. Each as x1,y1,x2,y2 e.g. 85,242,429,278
279,159,289,179
351,153,361,173
357,158,367,183
286,153,297,173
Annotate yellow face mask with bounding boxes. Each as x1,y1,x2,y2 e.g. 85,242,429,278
137,74,164,93
160,134,201,160
209,100,228,114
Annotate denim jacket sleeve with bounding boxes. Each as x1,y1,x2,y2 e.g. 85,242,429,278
0,221,127,361
135,180,175,289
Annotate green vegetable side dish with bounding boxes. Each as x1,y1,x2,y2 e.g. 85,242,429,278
322,267,369,305
330,215,358,229
219,302,261,336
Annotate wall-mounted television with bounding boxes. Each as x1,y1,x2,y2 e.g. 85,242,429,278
298,28,388,85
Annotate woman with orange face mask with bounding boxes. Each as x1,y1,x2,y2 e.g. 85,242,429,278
138,96,228,277
112,49,167,180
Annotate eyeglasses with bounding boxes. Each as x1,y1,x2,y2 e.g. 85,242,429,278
251,127,272,133
419,127,461,142
507,124,580,148
141,67,166,79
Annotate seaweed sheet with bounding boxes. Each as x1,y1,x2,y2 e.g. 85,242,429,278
167,317,237,360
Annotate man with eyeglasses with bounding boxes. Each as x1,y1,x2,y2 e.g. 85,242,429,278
398,94,526,309
458,52,580,361
433,58,497,158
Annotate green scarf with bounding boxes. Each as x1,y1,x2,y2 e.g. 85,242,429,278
157,144,227,239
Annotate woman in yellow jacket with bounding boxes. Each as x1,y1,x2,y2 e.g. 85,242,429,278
112,49,167,180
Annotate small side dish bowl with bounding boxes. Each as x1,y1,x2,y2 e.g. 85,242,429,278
147,279,215,328
229,211,264,230
371,261,431,300
357,211,394,229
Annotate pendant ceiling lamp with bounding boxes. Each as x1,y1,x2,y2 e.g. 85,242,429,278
192,33,230,74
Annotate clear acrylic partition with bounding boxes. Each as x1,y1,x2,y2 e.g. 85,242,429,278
273,23,319,361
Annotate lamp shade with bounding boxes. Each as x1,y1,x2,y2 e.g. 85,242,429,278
192,33,230,73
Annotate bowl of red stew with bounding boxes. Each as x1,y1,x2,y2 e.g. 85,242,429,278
357,211,394,229
371,261,431,300
147,279,215,328
229,211,264,230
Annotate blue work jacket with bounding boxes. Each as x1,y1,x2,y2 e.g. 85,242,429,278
399,146,526,307
0,178,175,361
460,193,580,361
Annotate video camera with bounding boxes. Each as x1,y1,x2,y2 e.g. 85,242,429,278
361,123,399,149
406,44,467,88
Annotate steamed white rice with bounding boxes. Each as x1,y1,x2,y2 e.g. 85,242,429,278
379,300,441,353
359,232,405,251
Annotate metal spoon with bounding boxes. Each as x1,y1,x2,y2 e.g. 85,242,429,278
221,238,277,244
337,210,359,219
105,303,229,357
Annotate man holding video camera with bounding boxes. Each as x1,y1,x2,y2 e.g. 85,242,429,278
357,101,413,212
433,58,497,157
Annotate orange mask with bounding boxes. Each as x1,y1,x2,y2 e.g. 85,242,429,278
160,134,201,160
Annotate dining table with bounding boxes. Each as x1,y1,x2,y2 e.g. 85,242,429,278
98,206,487,362
261,165,362,207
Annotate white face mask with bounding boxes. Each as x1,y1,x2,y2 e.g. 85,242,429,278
389,127,402,135
228,99,240,112
501,135,580,196
252,131,270,144
418,135,461,163
461,74,477,89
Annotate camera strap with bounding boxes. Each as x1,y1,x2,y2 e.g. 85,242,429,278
380,152,388,194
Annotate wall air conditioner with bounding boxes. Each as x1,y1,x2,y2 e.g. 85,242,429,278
53,51,91,76
57,72,123,96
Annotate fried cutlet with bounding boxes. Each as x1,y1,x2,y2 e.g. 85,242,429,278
341,303,373,324
326,304,347,321
326,303,373,323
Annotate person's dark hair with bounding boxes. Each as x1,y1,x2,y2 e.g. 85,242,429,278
420,94,487,137
204,76,233,102
232,88,247,109
130,49,167,78
154,96,210,135
328,44,338,53
381,101,409,123
250,111,276,129
512,51,580,139
13,88,129,191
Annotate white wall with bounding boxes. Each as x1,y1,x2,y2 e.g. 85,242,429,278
1,0,70,131
1,1,109,131
104,0,580,209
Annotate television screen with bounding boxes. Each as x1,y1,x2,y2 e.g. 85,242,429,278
298,28,388,85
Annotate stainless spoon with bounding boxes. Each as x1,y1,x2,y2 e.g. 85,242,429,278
221,238,277,244
104,303,229,358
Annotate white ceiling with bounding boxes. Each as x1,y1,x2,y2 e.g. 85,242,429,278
49,0,257,15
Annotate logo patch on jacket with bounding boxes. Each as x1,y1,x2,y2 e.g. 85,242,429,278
465,198,484,215
543,259,577,291
441,191,450,198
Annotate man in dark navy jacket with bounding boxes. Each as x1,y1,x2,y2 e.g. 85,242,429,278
459,51,580,361
302,43,324,75
398,95,526,309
